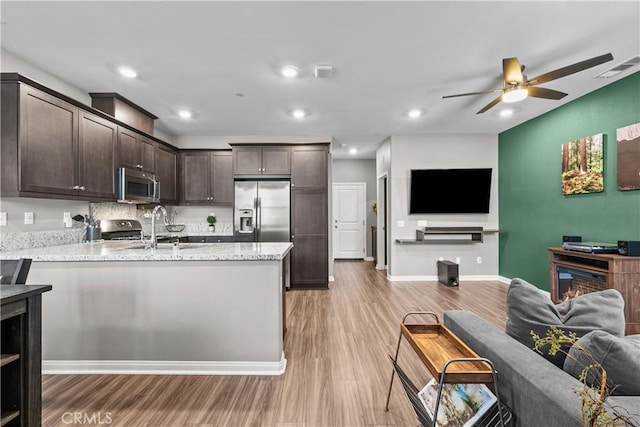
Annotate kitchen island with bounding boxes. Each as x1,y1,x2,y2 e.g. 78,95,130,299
0,241,292,375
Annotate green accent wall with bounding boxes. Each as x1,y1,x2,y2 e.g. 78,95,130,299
499,72,640,290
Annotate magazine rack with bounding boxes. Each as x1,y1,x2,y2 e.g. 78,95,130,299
385,312,512,427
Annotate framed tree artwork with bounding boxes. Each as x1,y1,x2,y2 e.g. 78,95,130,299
616,123,640,191
561,134,604,195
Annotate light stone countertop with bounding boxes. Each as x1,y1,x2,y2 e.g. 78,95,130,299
0,240,293,262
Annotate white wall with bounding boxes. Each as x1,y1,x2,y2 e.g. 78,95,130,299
388,134,499,279
0,198,90,233
1,48,91,104
332,159,377,258
376,138,391,269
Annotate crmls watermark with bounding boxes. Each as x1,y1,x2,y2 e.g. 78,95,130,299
61,412,112,425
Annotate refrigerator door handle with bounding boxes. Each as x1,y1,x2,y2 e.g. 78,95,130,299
257,197,262,241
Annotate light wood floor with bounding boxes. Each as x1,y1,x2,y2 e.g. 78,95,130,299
41,261,508,427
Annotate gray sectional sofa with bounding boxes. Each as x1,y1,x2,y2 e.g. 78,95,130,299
443,311,640,426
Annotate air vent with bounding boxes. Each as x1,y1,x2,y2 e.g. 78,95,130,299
314,65,333,78
594,56,640,78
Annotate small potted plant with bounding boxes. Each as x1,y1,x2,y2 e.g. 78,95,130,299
206,213,216,232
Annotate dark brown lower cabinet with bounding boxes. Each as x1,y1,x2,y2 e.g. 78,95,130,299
1,285,52,427
291,189,328,289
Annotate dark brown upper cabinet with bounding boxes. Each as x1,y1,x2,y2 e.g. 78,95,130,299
291,145,328,189
180,151,233,206
77,111,118,200
155,144,178,205
233,146,291,176
1,82,117,201
117,128,155,173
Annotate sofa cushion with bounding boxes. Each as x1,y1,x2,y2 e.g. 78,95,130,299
564,330,640,396
506,278,625,368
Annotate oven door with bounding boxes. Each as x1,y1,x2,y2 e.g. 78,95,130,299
118,168,159,203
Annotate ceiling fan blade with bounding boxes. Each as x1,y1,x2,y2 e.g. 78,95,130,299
528,53,613,85
442,89,500,99
503,57,524,84
476,94,503,114
527,86,568,100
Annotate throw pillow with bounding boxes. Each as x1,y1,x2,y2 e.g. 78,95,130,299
505,278,625,368
564,330,640,396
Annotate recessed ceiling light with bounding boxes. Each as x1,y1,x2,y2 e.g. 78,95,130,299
118,66,138,79
178,110,193,119
281,66,299,78
292,109,306,119
499,109,514,118
408,109,423,118
349,148,358,155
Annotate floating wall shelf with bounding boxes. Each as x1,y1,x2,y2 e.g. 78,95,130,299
395,227,500,244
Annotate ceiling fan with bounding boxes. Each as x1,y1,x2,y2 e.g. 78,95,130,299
443,53,614,114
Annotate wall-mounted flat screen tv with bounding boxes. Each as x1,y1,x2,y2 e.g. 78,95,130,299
409,168,492,214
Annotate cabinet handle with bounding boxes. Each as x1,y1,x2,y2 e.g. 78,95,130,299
72,185,79,190
79,186,85,191
291,183,295,187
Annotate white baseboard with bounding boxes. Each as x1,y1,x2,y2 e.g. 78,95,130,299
387,275,504,282
364,256,374,261
497,275,512,285
376,264,386,270
43,353,287,376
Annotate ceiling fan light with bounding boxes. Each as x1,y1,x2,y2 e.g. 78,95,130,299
502,87,528,103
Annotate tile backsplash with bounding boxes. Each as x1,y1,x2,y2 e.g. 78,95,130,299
0,199,235,251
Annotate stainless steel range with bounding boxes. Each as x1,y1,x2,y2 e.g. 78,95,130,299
101,219,144,241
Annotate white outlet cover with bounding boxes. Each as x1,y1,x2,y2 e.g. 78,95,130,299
418,220,427,227
0,212,6,226
397,220,405,228
24,212,34,225
477,257,483,264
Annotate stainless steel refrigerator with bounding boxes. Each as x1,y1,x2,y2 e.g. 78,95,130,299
234,180,290,242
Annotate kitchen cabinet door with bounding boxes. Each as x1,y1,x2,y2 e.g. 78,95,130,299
291,146,328,189
233,146,262,175
19,86,78,196
290,189,328,288
117,129,155,173
117,128,139,170
211,151,233,205
181,152,210,204
262,146,291,175
77,110,117,200
139,135,155,173
156,145,177,204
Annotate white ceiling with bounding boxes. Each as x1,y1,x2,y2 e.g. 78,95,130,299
1,1,638,159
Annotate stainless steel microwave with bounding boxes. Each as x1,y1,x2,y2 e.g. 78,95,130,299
117,167,160,203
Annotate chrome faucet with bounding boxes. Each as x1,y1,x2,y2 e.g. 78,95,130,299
150,204,168,250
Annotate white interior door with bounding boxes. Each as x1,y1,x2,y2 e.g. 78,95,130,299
333,183,366,259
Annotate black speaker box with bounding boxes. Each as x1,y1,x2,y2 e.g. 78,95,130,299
563,235,582,243
618,240,640,256
437,260,459,287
